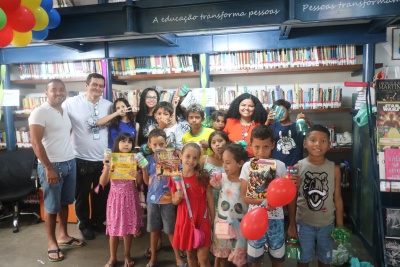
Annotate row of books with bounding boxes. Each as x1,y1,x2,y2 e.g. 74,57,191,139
0,128,31,145
209,45,356,72
111,55,195,76
19,60,103,80
21,97,48,111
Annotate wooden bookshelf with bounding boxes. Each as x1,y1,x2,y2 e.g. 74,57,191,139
328,147,352,153
14,114,31,118
11,77,86,85
113,72,199,81
291,107,351,114
210,64,383,77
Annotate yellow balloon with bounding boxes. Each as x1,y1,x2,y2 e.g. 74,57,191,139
33,7,49,31
11,30,33,47
21,0,42,11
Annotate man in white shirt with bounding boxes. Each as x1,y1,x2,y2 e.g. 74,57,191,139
29,79,85,262
62,73,113,240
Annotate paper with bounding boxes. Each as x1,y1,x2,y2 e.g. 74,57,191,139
2,90,20,107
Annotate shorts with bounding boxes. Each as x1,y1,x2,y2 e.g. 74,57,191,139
247,218,285,263
146,202,176,234
38,159,76,214
297,221,334,264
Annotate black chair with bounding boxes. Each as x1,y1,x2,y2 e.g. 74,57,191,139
0,149,41,233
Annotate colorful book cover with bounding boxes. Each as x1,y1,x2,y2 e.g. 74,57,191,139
386,208,400,238
375,79,400,102
377,102,400,148
385,148,400,192
154,148,180,178
110,153,137,180
246,158,277,199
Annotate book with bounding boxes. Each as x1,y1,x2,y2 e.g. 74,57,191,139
110,153,137,180
375,79,400,102
246,158,277,199
385,238,400,266
385,148,400,192
376,102,400,148
154,148,180,177
386,208,400,238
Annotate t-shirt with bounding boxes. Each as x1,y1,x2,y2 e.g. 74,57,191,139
271,122,304,167
28,102,74,162
62,94,113,161
145,155,172,204
239,158,286,219
137,115,157,146
223,118,260,157
163,123,185,151
182,127,215,156
109,121,137,149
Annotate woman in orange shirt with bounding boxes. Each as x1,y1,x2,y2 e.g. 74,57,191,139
223,93,268,157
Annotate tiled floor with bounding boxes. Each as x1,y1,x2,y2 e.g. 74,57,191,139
0,208,375,267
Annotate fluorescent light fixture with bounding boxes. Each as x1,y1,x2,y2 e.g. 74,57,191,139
175,26,280,36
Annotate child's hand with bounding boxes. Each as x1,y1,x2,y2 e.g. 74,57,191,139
266,109,275,124
117,107,132,117
287,223,298,238
296,113,312,125
172,94,180,108
289,174,301,189
266,204,277,211
157,117,171,129
200,139,208,150
172,191,183,203
103,154,111,166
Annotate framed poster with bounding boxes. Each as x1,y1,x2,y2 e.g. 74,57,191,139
392,28,400,60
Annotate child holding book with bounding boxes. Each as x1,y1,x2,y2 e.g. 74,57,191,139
210,111,227,131
141,128,187,267
239,125,298,267
288,125,343,267
169,142,215,267
99,133,144,267
182,104,215,156
210,144,249,267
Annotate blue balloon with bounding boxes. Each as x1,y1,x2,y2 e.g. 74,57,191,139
48,9,61,29
32,28,49,41
40,0,53,12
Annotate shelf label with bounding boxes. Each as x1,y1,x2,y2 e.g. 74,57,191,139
2,89,20,107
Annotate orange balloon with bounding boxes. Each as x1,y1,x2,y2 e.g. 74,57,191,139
241,208,268,240
267,178,297,207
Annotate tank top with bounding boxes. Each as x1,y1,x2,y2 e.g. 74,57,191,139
203,155,224,176
296,158,336,227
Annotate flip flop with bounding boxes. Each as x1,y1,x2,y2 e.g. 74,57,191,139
58,237,86,248
104,262,116,267
133,229,144,238
179,250,187,258
48,248,64,262
143,242,162,258
125,258,135,267
177,263,188,267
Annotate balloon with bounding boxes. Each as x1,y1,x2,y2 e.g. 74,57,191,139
8,5,35,32
33,7,49,31
0,8,6,30
11,30,32,47
266,178,297,207
0,23,13,48
240,208,268,240
0,0,21,13
21,0,41,11
40,0,52,12
32,27,48,41
47,8,60,29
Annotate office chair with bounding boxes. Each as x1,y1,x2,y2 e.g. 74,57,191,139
0,149,41,233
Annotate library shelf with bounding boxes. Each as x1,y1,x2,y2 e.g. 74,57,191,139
210,64,383,77
113,72,200,81
14,114,31,118
291,108,351,114
328,147,351,153
11,77,87,85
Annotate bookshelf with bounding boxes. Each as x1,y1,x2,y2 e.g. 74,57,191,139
113,72,199,82
11,77,87,85
290,107,351,114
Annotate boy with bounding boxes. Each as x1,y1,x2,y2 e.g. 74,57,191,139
141,128,186,267
151,101,185,152
288,125,343,267
267,99,313,167
210,111,227,131
182,103,215,156
240,125,299,267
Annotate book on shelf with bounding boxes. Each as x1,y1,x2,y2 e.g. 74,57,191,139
385,238,400,266
376,101,400,150
386,208,400,238
375,79,400,102
383,148,400,192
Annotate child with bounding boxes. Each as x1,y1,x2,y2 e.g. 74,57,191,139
239,125,298,267
182,104,215,156
210,111,227,131
151,101,185,152
288,125,343,267
169,142,215,267
267,99,313,167
99,133,144,267
210,144,249,267
141,128,187,267
96,98,139,149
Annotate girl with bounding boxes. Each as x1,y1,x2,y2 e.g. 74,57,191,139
99,133,144,267
210,111,227,131
96,98,139,149
210,144,249,267
169,142,215,267
136,87,160,146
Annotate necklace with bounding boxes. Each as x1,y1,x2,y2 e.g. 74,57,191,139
240,122,252,140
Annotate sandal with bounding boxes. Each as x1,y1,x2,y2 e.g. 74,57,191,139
48,248,64,262
143,242,162,258
133,229,144,238
58,237,86,248
179,250,187,258
125,258,135,267
104,262,116,267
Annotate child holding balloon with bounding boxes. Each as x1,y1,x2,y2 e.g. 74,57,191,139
210,144,249,267
239,125,299,267
287,125,343,267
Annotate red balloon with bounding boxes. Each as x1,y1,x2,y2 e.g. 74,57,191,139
267,178,297,207
8,5,35,32
240,208,268,240
0,0,21,13
0,23,13,47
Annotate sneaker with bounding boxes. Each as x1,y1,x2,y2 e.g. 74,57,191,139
81,227,95,240
92,223,106,234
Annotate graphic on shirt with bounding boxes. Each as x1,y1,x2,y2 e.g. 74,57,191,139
302,171,329,211
85,115,99,132
142,120,158,139
166,132,176,149
276,130,296,155
246,158,277,199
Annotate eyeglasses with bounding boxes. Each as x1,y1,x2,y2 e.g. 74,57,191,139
94,102,99,116
146,96,158,100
